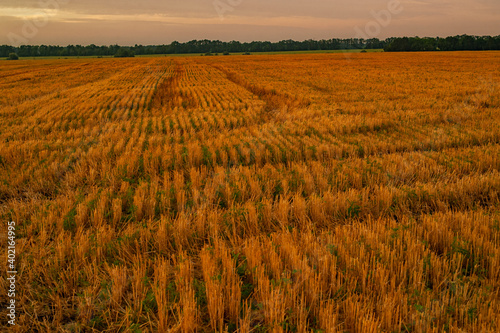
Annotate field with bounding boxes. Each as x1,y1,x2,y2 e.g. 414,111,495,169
11,49,383,61
1,51,499,332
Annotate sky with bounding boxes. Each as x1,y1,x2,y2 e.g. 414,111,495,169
0,0,499,46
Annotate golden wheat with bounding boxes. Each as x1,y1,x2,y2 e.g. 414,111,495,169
0,51,499,332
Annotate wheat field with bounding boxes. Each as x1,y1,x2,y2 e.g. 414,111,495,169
1,51,500,332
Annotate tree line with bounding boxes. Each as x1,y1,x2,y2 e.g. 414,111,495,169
0,38,382,58
384,35,500,52
1,35,499,58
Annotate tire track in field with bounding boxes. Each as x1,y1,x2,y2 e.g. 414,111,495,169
207,63,311,114
151,60,198,110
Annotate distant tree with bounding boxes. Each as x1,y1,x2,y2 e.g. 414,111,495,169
223,51,230,55
114,48,135,58
365,38,384,49
7,53,19,60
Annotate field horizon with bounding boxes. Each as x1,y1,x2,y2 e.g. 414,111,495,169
2,48,385,61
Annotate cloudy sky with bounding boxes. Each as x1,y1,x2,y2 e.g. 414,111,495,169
0,0,498,45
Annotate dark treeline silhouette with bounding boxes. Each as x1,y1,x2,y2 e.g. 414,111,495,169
384,35,500,52
1,35,499,58
0,38,380,57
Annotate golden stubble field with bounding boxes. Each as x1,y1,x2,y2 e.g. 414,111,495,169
0,51,499,332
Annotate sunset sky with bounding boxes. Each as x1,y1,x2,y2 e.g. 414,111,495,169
0,0,498,46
